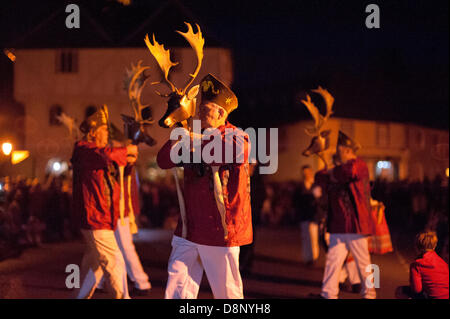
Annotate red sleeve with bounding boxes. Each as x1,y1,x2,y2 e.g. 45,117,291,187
72,141,127,169
333,158,369,183
410,263,423,294
203,128,250,166
157,140,177,169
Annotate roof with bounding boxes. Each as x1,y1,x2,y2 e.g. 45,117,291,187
4,0,224,49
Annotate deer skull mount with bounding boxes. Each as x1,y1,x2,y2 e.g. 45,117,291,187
145,22,204,129
301,87,334,166
122,60,157,146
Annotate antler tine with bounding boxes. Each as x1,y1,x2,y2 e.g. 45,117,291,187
312,86,334,121
127,61,151,121
301,94,321,135
144,33,179,93
176,22,204,95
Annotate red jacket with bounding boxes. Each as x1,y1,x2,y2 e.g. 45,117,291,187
315,158,374,235
410,251,449,299
157,122,252,247
71,140,127,230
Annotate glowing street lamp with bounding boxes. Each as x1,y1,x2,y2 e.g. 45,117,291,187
53,161,62,172
2,142,13,156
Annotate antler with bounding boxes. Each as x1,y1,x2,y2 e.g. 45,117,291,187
176,22,204,95
144,22,204,96
57,112,81,140
124,60,153,123
144,34,179,93
301,86,334,136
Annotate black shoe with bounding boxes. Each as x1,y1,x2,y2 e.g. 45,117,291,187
351,284,362,294
339,282,352,293
129,287,152,297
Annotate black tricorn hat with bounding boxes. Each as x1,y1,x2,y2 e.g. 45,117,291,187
337,131,361,152
200,73,238,114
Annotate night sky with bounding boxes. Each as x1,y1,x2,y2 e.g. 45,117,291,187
0,0,448,130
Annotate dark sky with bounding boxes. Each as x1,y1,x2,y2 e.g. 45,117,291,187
0,0,448,129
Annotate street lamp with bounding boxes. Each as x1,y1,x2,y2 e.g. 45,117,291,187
2,142,13,156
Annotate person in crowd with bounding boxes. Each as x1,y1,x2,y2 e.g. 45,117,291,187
294,165,321,266
240,162,265,276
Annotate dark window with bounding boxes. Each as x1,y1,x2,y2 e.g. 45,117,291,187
49,105,63,126
55,50,78,73
85,105,97,119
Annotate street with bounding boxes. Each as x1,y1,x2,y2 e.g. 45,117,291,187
0,226,410,299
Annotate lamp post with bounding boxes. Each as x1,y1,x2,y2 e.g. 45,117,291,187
2,142,13,156
1,142,13,177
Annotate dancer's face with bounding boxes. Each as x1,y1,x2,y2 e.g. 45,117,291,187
337,145,354,163
92,125,109,148
198,101,227,129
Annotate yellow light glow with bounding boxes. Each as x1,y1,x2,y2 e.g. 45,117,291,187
3,49,16,62
117,0,131,5
2,142,13,156
446,168,449,178
11,150,30,165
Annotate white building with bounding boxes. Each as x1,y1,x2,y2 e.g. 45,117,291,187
271,118,449,182
10,2,233,181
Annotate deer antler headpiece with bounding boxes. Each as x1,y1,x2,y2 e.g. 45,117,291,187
121,60,156,146
301,86,334,158
145,22,204,128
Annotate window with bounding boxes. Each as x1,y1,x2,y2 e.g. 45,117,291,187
85,105,97,119
55,50,78,73
376,123,390,147
375,160,398,181
49,105,63,126
411,128,425,150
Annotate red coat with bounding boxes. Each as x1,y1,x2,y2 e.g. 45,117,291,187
157,122,253,247
410,251,449,299
71,140,127,230
315,158,374,235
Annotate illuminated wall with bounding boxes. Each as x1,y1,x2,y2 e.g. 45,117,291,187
270,118,448,183
13,47,233,180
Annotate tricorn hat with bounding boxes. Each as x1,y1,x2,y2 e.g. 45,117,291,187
80,105,109,134
337,131,361,152
200,74,238,114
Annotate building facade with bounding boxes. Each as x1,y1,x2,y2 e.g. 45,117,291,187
271,118,449,183
13,47,233,180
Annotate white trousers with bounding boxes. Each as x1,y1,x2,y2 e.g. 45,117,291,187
165,235,243,299
321,234,376,299
339,255,361,285
300,221,319,263
76,229,129,299
97,217,151,290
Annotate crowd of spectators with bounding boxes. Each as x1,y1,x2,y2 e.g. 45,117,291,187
1,172,448,264
0,175,75,260
259,175,449,263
